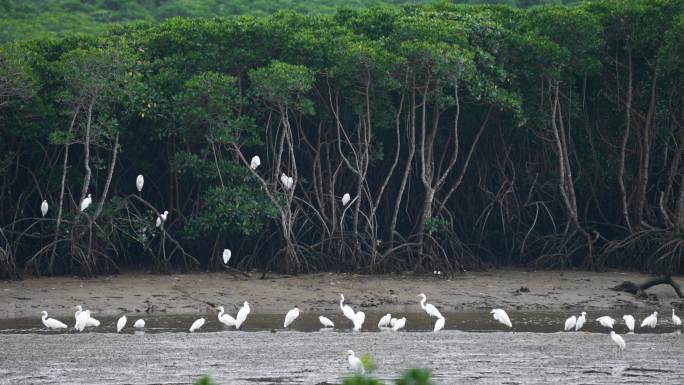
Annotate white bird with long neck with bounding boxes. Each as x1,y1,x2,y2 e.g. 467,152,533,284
596,316,616,329
641,312,658,328
222,249,231,264
417,293,444,319
75,310,95,332
353,311,365,332
342,193,351,206
564,315,576,331
235,301,250,329
346,350,364,374
378,313,392,329
610,331,626,351
216,306,237,327
80,194,92,212
392,317,406,331
491,308,512,328
73,305,100,328
41,200,48,217
136,174,144,192
133,319,145,328
116,315,127,333
339,294,357,323
41,311,67,329
250,156,261,170
189,318,205,332
319,316,334,328
284,307,300,328
673,309,682,326
280,173,294,190
623,315,635,332
156,210,168,228
575,311,586,331
434,317,445,333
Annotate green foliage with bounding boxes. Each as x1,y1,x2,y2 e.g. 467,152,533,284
396,369,434,385
194,375,216,385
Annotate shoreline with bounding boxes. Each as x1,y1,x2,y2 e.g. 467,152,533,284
1,269,681,319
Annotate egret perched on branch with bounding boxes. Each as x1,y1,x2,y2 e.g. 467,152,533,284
641,312,657,328
216,306,237,327
280,173,294,190
41,311,67,329
417,293,444,319
564,315,576,331
610,331,626,351
342,193,351,206
596,316,616,329
353,311,365,331
116,315,127,333
41,200,48,217
673,309,682,326
392,317,406,331
250,156,261,170
133,319,145,328
235,301,250,329
319,316,334,328
378,313,392,329
136,174,144,192
339,294,356,323
80,194,92,212
346,350,364,375
222,249,231,264
284,307,300,328
575,312,587,331
156,210,168,228
434,317,445,333
623,315,635,332
491,308,512,328
189,318,205,332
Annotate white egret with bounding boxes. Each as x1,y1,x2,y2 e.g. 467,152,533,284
610,331,626,351
250,155,261,170
80,194,92,212
491,308,512,328
339,294,356,322
575,311,587,331
116,315,127,333
284,307,300,328
235,301,250,329
623,315,635,332
417,293,444,319
156,210,168,228
280,173,294,190
41,311,67,329
133,319,145,328
73,305,100,328
392,317,406,331
353,311,365,332
390,318,397,327
564,315,577,331
40,200,48,217
640,311,658,328
434,317,445,333
346,350,364,375
319,316,334,328
342,193,351,206
136,174,144,192
216,306,237,327
673,309,682,326
596,316,616,329
189,318,205,332
378,313,392,329
75,310,93,332
222,249,231,264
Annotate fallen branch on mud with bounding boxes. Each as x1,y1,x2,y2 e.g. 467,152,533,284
610,275,684,298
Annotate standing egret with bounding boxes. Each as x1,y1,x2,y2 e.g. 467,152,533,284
133,319,145,328
250,156,261,170
596,316,616,329
189,318,205,332
353,311,365,332
575,312,587,331
75,310,93,332
156,210,168,228
378,313,392,329
280,173,294,190
673,309,682,326
80,194,92,212
434,317,445,333
340,294,357,322
623,315,635,332
319,316,334,328
491,308,513,328
417,293,444,319
564,315,577,331
136,174,144,192
610,331,626,351
342,193,351,206
41,311,67,329
222,249,231,264
40,200,48,217
640,312,658,328
73,305,100,328
346,350,364,375
216,306,237,328
390,318,398,328
392,317,406,332
284,307,300,328
235,301,250,329
116,315,127,333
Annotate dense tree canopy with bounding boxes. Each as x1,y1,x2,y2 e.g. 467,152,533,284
1,0,684,278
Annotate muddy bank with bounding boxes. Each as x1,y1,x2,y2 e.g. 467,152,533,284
1,269,682,319
1,330,683,384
